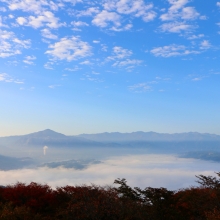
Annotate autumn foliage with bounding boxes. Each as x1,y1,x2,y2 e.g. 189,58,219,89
1,173,220,219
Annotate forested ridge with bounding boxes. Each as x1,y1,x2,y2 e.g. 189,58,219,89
1,173,220,219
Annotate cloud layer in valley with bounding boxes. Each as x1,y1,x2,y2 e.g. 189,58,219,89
0,154,219,190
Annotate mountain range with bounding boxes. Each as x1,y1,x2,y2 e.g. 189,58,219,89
78,131,220,142
0,129,99,148
1,129,220,170
1,129,220,151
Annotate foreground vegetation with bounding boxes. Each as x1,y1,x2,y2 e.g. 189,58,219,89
1,173,220,219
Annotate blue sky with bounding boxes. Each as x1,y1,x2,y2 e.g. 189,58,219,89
0,0,220,136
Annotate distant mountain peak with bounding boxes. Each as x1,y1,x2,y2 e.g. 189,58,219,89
25,129,66,138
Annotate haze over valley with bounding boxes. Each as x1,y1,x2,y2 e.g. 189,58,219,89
1,129,220,189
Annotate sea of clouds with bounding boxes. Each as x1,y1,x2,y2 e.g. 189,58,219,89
0,154,219,190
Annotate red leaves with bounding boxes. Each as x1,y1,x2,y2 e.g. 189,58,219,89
2,182,56,215
0,174,220,219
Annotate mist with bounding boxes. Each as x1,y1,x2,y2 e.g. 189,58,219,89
0,154,219,190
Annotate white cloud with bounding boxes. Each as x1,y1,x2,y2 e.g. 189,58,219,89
23,55,36,65
0,73,24,84
128,83,151,92
41,28,58,39
168,0,189,12
192,77,202,81
181,7,199,20
16,12,64,29
71,21,89,27
141,11,157,22
150,44,200,57
92,10,121,28
107,46,142,68
46,36,92,61
93,40,100,44
200,40,211,50
116,0,155,19
8,14,14,18
160,0,190,21
62,0,82,5
110,23,133,31
80,60,93,65
7,0,46,14
0,29,14,40
44,61,54,69
16,16,27,25
199,15,207,20
28,11,64,29
71,21,89,31
91,71,100,75
113,59,142,67
217,2,220,7
160,0,201,34
0,7,6,12
48,84,61,89
103,0,156,22
0,73,10,82
12,38,31,48
48,1,59,11
160,21,195,33
108,46,132,60
81,74,103,83
101,44,108,52
71,27,82,32
6,0,59,14
187,34,204,40
0,16,8,27
0,29,30,58
76,7,100,17
65,66,81,71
